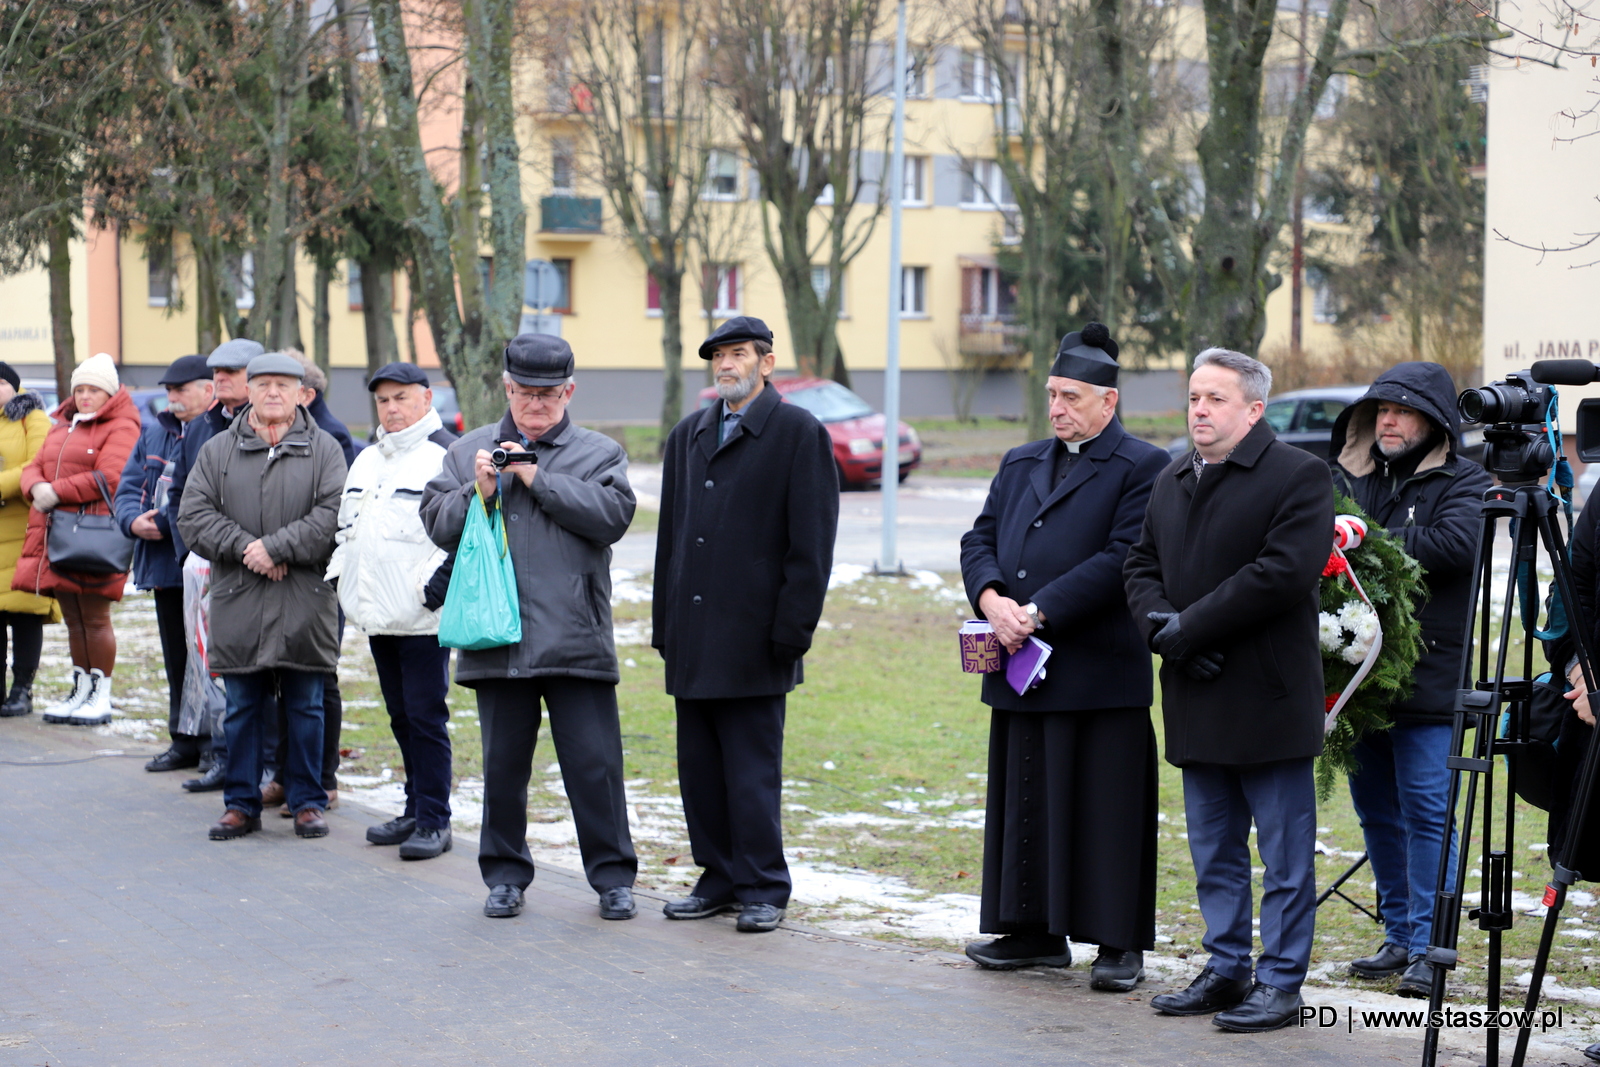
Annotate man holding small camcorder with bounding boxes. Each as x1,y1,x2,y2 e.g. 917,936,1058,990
421,334,639,924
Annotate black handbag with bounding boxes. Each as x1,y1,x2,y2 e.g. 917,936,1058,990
46,471,135,576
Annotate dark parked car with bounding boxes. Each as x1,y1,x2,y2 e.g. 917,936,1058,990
697,376,922,487
129,387,170,430
430,383,465,433
1165,384,1486,464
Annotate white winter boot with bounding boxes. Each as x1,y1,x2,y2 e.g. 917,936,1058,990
41,667,90,724
70,669,112,726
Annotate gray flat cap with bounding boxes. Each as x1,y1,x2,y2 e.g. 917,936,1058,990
206,338,266,370
246,351,307,380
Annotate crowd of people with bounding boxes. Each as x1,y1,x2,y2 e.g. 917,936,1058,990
0,316,1539,1037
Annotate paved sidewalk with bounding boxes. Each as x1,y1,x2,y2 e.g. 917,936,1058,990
2,717,1420,1067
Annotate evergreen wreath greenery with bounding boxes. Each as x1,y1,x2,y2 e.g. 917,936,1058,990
1315,491,1428,800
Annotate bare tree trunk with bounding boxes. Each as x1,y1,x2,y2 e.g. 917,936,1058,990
47,212,75,396
361,262,399,425
194,240,224,354
313,260,332,371
658,268,684,452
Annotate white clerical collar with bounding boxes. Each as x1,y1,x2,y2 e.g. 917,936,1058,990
1062,430,1102,454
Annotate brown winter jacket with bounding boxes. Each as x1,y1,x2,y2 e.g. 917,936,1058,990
14,386,142,600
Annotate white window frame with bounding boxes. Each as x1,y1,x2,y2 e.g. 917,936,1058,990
233,252,255,311
810,265,847,318
147,245,174,308
704,150,742,201
959,50,1001,101
551,137,576,194
901,155,928,206
899,266,927,317
347,259,363,311
706,263,741,316
961,159,1014,210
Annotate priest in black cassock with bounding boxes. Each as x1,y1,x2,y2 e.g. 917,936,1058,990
958,323,1169,991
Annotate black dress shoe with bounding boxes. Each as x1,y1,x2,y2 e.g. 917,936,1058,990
1584,1041,1600,1064
366,816,417,846
736,902,785,932
1395,956,1433,999
1349,941,1411,978
1213,982,1304,1033
1090,947,1146,992
662,895,738,920
598,886,637,920
398,826,451,860
964,933,1071,970
1151,967,1254,1016
183,763,226,792
484,884,525,918
145,747,200,773
0,684,32,717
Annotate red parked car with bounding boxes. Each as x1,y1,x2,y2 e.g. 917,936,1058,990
697,376,922,487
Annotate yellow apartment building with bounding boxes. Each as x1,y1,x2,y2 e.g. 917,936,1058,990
0,0,1363,429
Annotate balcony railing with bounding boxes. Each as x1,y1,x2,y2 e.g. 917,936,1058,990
958,314,1028,360
540,196,602,234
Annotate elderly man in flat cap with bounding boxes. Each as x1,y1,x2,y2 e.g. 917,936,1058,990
652,316,839,933
422,334,640,921
178,352,346,842
959,322,1169,989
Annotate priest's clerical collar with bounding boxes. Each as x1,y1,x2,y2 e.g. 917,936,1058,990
1061,430,1102,454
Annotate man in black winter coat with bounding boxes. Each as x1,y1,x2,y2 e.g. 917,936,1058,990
958,323,1168,991
1125,349,1333,1034
1328,361,1490,996
652,316,839,933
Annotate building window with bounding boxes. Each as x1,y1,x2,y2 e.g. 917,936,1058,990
347,260,363,311
960,265,1016,319
551,258,573,314
904,49,930,98
646,272,661,314
1307,265,1339,325
147,244,174,308
552,138,576,193
902,155,927,205
703,263,740,315
704,150,741,200
231,252,254,310
900,266,926,316
958,50,998,100
961,159,1013,208
811,265,846,316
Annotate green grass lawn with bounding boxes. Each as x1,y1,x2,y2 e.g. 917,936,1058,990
92,578,1600,1007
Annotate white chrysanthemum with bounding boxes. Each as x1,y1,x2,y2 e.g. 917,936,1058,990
1352,612,1380,646
1318,612,1345,653
1342,641,1370,665
1337,600,1368,629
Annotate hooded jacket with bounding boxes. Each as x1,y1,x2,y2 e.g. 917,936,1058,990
113,409,186,590
0,393,58,618
1329,361,1492,723
325,407,455,636
175,405,345,673
14,386,142,600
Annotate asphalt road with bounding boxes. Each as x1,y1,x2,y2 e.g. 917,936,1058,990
617,466,989,573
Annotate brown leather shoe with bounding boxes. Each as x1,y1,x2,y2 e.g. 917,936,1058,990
260,779,285,807
209,809,261,841
294,808,329,838
279,790,336,818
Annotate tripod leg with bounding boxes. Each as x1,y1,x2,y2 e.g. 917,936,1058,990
1511,884,1566,1067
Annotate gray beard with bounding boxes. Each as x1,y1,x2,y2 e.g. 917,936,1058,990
1377,435,1425,458
715,365,762,405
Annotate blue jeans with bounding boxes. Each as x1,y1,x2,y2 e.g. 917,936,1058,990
222,670,326,818
1182,758,1318,993
1348,722,1458,958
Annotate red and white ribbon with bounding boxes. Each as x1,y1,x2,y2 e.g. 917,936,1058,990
1324,515,1384,733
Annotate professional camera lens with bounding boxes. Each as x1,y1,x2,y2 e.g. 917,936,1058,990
1460,383,1544,426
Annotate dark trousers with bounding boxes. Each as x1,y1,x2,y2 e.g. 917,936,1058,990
151,587,199,756
370,635,453,830
675,695,789,906
1182,757,1318,993
0,611,44,692
475,676,636,892
223,669,326,818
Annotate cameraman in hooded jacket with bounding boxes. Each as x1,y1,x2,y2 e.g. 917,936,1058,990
1327,360,1491,997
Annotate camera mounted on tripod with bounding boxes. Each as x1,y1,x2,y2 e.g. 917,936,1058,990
1462,359,1600,486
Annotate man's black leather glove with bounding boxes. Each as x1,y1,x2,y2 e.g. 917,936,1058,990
772,641,806,665
1147,612,1194,660
1184,651,1224,682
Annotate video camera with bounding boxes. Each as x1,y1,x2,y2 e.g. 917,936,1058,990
1458,360,1600,484
489,447,537,469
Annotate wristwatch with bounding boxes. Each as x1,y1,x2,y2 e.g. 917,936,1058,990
1023,602,1044,629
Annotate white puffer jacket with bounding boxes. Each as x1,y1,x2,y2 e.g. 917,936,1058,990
325,408,453,636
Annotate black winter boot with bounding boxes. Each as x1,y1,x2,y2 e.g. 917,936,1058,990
0,684,33,717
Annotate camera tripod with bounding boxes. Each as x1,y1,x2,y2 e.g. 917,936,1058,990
1419,483,1600,1067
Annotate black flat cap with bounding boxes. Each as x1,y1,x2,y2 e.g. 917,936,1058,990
367,362,431,391
505,333,575,387
159,355,214,387
698,316,774,360
1050,322,1120,388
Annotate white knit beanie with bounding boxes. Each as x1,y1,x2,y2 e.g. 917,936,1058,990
71,352,120,397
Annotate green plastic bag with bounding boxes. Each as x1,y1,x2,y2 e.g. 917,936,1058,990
437,487,522,651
